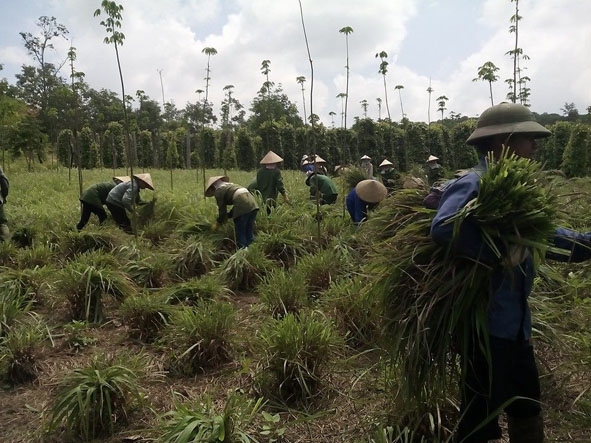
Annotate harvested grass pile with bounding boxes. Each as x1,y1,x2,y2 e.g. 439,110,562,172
362,150,557,406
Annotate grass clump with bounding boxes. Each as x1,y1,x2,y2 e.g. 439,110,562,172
218,246,274,292
157,392,263,443
119,292,174,343
45,353,147,442
173,237,217,279
127,253,175,288
62,320,98,351
60,230,120,259
258,268,309,318
257,231,307,268
60,262,137,323
254,311,341,407
163,274,233,306
160,300,235,376
0,316,46,384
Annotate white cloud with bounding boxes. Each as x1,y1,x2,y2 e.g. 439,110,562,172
1,0,590,124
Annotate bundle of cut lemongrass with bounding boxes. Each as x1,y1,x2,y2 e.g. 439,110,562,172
361,148,556,405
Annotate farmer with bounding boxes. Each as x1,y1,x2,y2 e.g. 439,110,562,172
309,154,329,175
256,150,290,214
426,154,443,186
76,176,129,231
431,102,591,443
205,175,259,249
0,166,10,242
300,155,314,174
106,173,154,233
359,154,374,179
305,171,338,205
346,179,387,224
377,159,399,193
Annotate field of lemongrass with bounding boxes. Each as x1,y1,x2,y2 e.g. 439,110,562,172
0,160,590,442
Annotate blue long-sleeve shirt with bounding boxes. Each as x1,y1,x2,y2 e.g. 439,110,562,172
431,159,591,340
346,188,367,224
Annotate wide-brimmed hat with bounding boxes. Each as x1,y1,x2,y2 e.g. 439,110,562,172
360,155,372,161
427,155,439,163
113,176,131,184
379,159,393,168
466,102,551,145
205,175,229,197
260,151,283,165
133,173,154,190
311,155,327,164
355,179,387,203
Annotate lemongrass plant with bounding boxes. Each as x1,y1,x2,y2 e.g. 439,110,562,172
363,149,557,409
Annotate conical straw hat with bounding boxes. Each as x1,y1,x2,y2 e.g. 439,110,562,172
360,154,372,161
113,176,131,184
205,175,229,197
133,173,154,190
379,159,393,168
355,179,387,203
260,151,283,165
427,155,439,162
312,155,327,164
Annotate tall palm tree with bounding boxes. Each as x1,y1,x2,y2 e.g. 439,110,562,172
395,84,405,119
296,75,307,123
436,95,449,121
339,26,353,129
376,97,382,120
426,84,434,127
336,92,347,128
473,61,499,106
201,47,217,104
375,51,391,120
360,99,368,118
329,111,336,128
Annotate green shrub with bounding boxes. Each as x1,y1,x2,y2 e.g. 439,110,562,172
63,320,98,351
161,301,235,375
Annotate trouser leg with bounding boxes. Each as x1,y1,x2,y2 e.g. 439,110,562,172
233,216,247,248
77,202,93,230
245,209,258,246
0,205,9,242
106,202,131,232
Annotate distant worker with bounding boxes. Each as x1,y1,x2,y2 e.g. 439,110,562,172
360,155,374,179
256,150,290,214
0,166,10,242
300,155,314,174
378,159,400,193
309,154,329,175
426,154,443,186
346,179,387,225
106,173,154,233
306,171,338,205
206,175,259,249
76,176,129,231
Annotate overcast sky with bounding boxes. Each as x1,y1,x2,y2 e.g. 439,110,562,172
1,0,590,126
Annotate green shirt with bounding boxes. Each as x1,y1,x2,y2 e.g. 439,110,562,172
214,183,259,224
307,174,338,198
80,182,116,208
256,167,285,202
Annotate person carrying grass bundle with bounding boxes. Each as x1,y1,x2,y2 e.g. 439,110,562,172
205,175,259,249
256,150,290,215
305,171,338,205
346,179,387,225
0,166,9,242
431,102,591,443
106,173,154,233
76,176,129,231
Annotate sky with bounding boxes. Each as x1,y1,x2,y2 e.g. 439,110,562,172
1,0,590,126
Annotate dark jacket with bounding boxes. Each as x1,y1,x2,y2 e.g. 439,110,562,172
214,183,259,224
80,182,116,208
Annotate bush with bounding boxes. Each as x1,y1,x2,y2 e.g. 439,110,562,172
119,292,174,343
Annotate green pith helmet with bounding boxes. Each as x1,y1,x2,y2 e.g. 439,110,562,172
466,102,551,145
